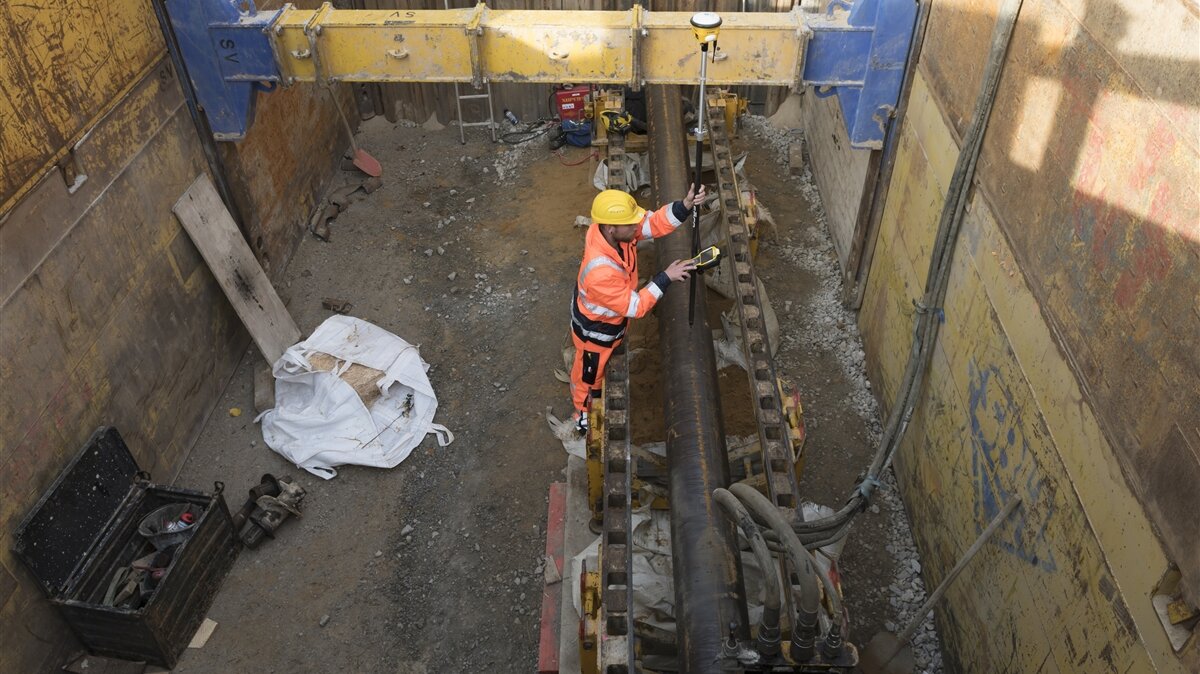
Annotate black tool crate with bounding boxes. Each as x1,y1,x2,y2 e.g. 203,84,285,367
11,427,240,668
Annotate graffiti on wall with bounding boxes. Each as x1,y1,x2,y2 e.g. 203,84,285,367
967,360,1057,573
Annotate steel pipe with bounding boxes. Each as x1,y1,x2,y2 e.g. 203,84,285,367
647,84,748,673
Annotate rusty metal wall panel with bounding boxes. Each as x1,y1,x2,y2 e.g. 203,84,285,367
975,0,1200,592
914,0,1200,597
0,2,348,671
0,0,164,215
218,82,349,278
858,51,1196,671
0,60,185,303
0,109,242,672
218,0,352,277
800,91,872,268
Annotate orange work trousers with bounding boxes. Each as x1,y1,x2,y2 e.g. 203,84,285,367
570,333,621,413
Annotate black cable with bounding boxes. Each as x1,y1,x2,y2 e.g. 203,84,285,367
499,119,557,145
788,0,1025,539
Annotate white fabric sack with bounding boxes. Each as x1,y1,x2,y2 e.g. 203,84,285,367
591,153,650,192
258,315,453,479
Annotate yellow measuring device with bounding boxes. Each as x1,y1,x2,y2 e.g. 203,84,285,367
690,245,723,272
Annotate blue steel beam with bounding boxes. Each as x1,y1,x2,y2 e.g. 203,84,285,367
165,0,279,140
162,1,916,148
806,0,918,146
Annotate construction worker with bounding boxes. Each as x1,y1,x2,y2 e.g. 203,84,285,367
570,184,707,434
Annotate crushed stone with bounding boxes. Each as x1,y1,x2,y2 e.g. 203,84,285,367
744,113,944,672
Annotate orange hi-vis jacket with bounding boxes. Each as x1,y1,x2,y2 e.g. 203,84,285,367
571,200,690,347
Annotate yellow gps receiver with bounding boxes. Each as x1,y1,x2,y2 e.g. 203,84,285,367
690,12,722,46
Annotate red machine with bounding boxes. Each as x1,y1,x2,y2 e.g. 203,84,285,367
554,85,591,121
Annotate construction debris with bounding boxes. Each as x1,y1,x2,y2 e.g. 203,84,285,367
321,298,354,314
309,175,386,241
187,619,219,649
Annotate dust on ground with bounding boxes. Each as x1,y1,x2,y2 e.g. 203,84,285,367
174,121,596,673
169,112,939,673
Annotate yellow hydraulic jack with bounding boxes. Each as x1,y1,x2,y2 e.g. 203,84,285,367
579,562,602,674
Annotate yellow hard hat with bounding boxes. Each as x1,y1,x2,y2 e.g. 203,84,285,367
591,190,646,226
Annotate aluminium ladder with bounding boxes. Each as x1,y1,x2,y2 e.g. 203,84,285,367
446,0,497,144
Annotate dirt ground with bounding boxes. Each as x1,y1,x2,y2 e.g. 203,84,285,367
169,112,934,673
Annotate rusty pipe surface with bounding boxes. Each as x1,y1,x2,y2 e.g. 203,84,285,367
647,84,749,673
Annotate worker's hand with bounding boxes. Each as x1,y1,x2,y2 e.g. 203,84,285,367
664,259,697,283
682,183,707,210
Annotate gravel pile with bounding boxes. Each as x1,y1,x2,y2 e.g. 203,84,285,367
776,230,880,425
744,113,945,672
742,115,823,207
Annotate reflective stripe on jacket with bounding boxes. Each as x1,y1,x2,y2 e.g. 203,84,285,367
571,200,687,345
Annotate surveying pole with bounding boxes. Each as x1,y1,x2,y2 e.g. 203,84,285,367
688,12,722,327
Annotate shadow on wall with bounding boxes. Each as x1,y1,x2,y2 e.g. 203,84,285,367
866,0,1198,667
931,0,1199,597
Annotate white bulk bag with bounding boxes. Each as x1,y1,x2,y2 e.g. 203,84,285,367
258,316,452,479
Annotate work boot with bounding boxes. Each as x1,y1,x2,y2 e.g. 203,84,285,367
573,411,589,437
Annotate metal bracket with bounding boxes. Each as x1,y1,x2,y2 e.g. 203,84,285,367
630,5,644,92
465,3,485,88
164,0,280,140
804,0,917,148
303,3,335,85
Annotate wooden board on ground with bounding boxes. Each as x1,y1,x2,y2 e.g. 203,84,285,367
173,175,301,365
253,356,275,415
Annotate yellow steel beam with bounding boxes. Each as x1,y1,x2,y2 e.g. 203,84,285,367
269,3,811,88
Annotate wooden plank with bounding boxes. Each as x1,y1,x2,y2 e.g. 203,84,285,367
172,175,300,365
253,355,276,414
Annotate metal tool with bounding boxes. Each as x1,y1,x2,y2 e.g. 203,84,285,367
860,496,1023,674
234,474,307,548
688,11,721,327
307,25,382,177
